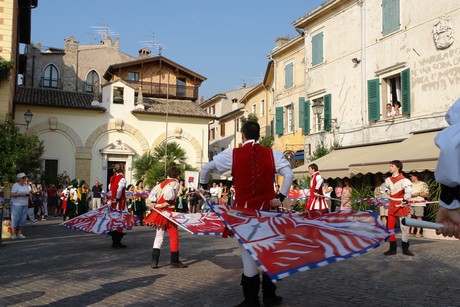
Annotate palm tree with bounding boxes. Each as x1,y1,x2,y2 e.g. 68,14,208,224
132,142,196,187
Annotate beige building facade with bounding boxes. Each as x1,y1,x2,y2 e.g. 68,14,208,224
287,0,460,178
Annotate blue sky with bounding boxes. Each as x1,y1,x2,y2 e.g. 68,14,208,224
31,1,325,100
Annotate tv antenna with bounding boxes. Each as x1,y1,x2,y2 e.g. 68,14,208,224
140,31,166,55
90,23,120,40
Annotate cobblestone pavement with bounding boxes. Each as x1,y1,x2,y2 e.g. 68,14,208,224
0,217,459,307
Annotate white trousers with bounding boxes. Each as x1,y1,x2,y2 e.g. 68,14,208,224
240,244,259,277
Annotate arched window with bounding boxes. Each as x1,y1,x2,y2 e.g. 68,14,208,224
85,70,99,93
43,64,59,88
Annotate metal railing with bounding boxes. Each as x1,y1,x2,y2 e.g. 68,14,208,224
124,80,198,100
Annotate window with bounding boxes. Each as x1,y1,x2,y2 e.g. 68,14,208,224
284,61,293,89
43,64,59,88
113,86,124,104
128,72,139,81
285,103,294,133
312,97,324,132
252,103,256,115
382,0,400,36
260,99,265,116
85,70,99,93
311,32,324,66
210,128,216,140
211,105,216,115
383,68,411,116
220,123,225,137
367,68,410,121
176,77,186,97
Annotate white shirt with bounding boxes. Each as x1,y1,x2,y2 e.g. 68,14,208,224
11,183,30,206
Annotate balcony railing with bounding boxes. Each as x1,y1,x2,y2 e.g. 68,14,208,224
124,80,198,101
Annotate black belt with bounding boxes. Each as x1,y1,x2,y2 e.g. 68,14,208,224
440,184,460,206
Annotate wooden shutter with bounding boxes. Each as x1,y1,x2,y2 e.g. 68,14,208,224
304,100,311,135
284,62,293,89
275,107,284,135
324,94,332,131
299,97,305,129
401,68,411,115
368,78,381,121
382,0,400,36
312,32,324,66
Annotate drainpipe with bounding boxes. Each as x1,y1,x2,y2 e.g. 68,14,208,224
361,0,367,129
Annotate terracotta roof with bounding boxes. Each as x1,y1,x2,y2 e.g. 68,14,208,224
133,97,215,119
14,87,105,111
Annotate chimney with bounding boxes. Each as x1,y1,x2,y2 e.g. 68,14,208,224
138,47,152,59
275,36,289,47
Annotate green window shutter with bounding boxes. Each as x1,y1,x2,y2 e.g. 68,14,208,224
298,97,305,129
304,100,311,135
312,32,324,66
382,0,400,36
275,107,284,135
368,78,381,121
401,68,411,115
284,62,293,89
323,94,332,131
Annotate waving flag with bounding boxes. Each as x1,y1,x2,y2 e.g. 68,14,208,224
287,189,309,200
207,200,392,282
62,205,138,234
355,197,390,208
152,208,224,235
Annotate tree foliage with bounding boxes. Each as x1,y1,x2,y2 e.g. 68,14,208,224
132,141,196,187
0,115,44,183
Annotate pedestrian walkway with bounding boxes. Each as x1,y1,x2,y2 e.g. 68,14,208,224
0,216,459,306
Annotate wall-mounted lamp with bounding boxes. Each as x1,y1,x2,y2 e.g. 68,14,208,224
311,101,339,131
351,57,361,64
16,109,34,130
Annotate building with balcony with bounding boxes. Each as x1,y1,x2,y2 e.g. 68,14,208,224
14,33,212,187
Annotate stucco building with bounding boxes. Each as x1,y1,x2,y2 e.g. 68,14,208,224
285,0,460,179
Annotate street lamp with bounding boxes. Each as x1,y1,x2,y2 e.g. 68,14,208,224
16,109,33,130
24,110,33,129
312,100,324,131
311,101,338,131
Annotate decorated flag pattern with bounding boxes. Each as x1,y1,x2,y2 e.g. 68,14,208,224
153,208,224,235
207,200,392,282
62,205,138,234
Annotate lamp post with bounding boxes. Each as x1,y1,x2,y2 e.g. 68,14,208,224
24,109,33,129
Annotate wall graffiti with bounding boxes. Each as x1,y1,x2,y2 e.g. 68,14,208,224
412,47,460,91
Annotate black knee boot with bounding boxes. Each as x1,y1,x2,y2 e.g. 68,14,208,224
383,241,397,256
151,248,160,269
170,251,187,268
262,274,282,306
402,241,414,256
111,232,127,249
235,274,260,307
